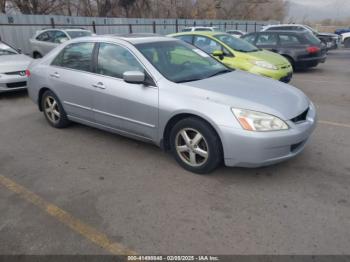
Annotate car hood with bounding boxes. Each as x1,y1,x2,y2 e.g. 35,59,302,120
0,54,32,73
318,32,339,38
184,70,309,120
242,49,289,66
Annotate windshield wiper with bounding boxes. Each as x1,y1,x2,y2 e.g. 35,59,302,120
207,69,232,78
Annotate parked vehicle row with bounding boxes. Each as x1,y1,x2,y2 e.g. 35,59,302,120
169,31,293,83
25,34,317,174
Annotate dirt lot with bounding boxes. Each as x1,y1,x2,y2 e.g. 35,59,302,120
0,49,350,255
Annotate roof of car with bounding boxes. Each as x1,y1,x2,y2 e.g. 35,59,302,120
249,30,308,34
169,31,226,37
73,34,177,45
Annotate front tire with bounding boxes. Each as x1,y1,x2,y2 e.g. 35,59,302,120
344,38,350,48
41,90,70,128
170,117,222,174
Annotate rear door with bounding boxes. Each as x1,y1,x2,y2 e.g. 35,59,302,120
255,32,279,52
49,42,97,121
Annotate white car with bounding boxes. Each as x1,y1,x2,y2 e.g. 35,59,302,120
0,41,32,93
226,30,246,38
29,28,93,58
181,27,220,32
341,32,350,48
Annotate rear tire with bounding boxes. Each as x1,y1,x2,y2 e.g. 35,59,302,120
41,90,70,128
169,117,222,174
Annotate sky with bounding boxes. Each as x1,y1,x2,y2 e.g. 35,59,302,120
287,0,350,21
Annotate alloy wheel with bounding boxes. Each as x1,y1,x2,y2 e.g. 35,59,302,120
44,96,60,124
175,128,209,167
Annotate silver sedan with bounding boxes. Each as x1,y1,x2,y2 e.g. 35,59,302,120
0,41,32,93
27,35,317,174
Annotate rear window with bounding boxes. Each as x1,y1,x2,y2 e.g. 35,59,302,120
279,34,301,45
175,35,193,44
303,32,321,45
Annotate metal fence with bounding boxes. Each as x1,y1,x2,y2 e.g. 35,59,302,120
0,14,278,55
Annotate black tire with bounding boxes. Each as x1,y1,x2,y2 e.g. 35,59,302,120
284,56,295,70
169,117,222,174
33,52,42,59
41,90,70,128
345,38,350,48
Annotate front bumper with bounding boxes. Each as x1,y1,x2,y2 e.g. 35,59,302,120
220,104,317,167
0,74,28,93
250,65,293,83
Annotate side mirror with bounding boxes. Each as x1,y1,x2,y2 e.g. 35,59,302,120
212,50,224,60
17,48,22,54
123,71,145,84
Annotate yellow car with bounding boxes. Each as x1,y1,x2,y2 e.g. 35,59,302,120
169,31,293,83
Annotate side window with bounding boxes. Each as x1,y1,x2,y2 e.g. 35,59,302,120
52,42,94,72
242,34,256,44
256,33,278,46
279,34,301,45
97,43,144,79
175,35,193,44
193,36,228,54
36,32,51,42
52,31,69,43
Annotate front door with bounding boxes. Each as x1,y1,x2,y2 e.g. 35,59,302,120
92,43,158,141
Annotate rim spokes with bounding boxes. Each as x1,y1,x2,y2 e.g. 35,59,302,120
176,128,209,167
45,96,60,123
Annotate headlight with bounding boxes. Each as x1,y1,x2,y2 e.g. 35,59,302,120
251,60,278,70
232,108,289,132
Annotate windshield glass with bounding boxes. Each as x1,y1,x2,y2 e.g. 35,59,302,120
66,31,92,39
214,34,259,52
0,42,18,56
136,40,231,83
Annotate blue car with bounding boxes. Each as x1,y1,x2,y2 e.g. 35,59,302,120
335,28,350,35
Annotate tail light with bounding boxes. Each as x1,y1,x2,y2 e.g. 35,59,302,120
25,70,31,77
307,46,320,54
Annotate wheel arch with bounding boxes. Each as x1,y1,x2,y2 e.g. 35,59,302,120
161,112,224,155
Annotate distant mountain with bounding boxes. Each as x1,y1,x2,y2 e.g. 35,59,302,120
287,1,350,22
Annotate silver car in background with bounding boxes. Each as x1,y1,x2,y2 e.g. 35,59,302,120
27,35,317,174
0,41,32,93
29,28,92,58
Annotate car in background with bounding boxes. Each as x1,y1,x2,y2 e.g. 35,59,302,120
335,27,350,35
341,32,350,48
27,34,316,174
242,31,327,70
261,24,340,50
226,30,246,38
181,27,220,32
0,41,32,93
29,28,93,58
169,31,293,83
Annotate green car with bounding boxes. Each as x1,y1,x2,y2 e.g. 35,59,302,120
169,31,293,83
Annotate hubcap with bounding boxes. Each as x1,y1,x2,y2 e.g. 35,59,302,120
44,96,60,124
175,128,209,167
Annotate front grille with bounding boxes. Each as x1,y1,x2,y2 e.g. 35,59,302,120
291,108,309,123
280,64,291,69
6,81,27,88
5,71,26,76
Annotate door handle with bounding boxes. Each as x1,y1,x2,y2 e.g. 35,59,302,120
92,82,106,89
50,72,60,78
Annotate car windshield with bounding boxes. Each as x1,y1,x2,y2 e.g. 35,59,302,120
214,34,259,52
135,40,231,83
0,42,18,56
66,31,92,39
